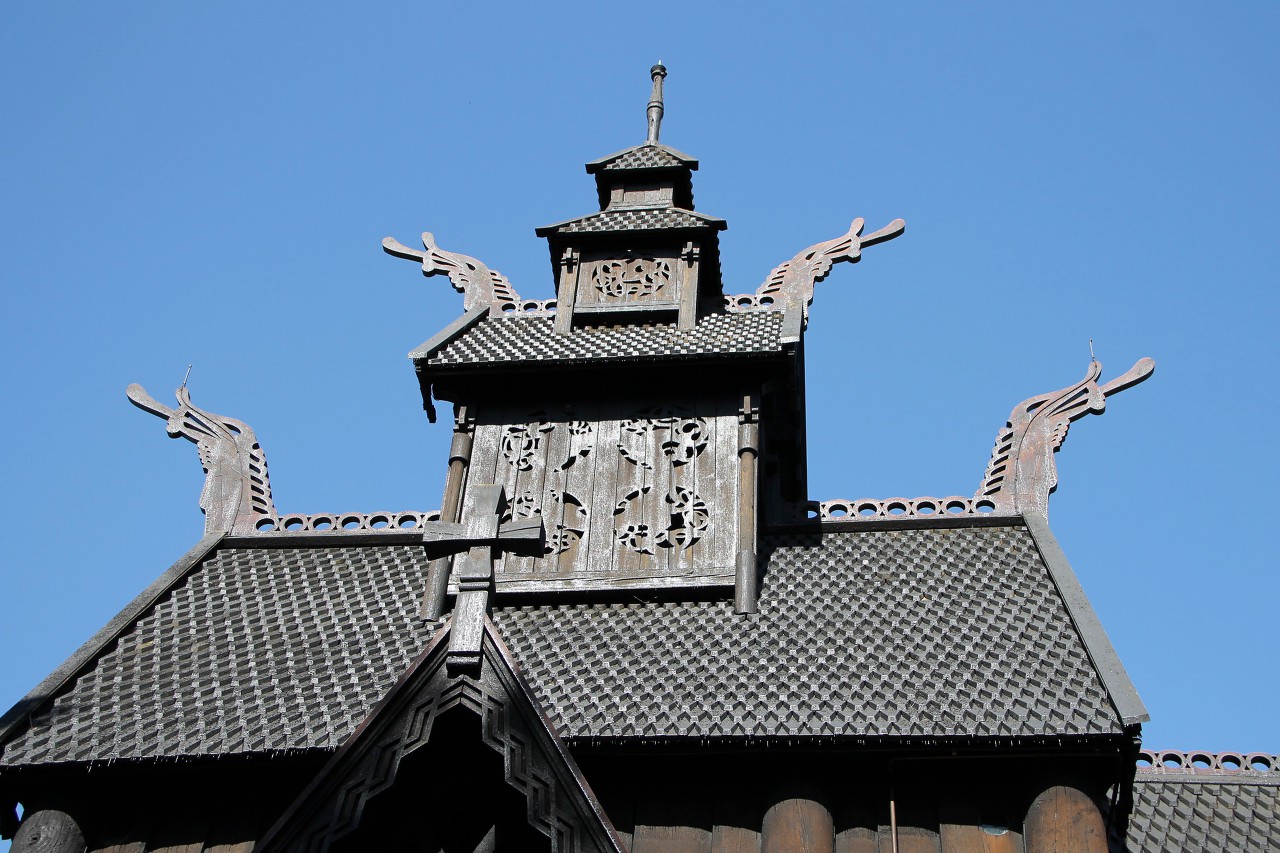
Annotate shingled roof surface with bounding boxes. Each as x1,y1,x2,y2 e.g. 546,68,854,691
1118,774,1280,852
587,143,696,172
0,522,1124,766
536,207,724,235
493,525,1124,740
424,310,786,367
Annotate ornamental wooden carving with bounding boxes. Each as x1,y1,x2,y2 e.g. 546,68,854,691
127,384,276,535
383,231,522,315
976,358,1155,518
755,217,905,322
447,396,740,594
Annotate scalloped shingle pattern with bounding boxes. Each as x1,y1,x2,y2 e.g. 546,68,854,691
1,546,432,765
493,526,1124,740
426,311,785,366
1122,778,1280,852
548,207,720,234
1,525,1124,766
598,145,690,171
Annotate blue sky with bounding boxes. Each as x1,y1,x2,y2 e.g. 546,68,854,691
2,1,1277,833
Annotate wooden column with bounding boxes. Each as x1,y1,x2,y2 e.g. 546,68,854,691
1023,785,1106,853
554,247,581,334
11,810,85,853
422,405,474,619
678,241,700,330
735,394,760,614
762,798,833,853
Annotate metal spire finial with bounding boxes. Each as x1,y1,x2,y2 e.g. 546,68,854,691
646,61,667,144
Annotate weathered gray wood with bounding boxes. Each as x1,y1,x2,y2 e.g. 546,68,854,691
761,797,833,853
679,241,699,329
554,248,580,334
1023,785,1106,853
12,810,85,853
735,397,760,613
91,844,145,853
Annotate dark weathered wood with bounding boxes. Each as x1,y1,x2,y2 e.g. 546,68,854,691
1023,785,1106,853
633,825,712,853
92,844,145,853
11,810,85,853
203,843,256,853
712,824,761,853
761,798,834,853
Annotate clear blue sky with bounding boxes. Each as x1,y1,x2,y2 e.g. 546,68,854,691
2,2,1277,833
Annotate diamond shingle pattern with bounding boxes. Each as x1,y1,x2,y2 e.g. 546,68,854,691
597,145,690,171
426,311,785,366
1123,778,1280,852
546,207,721,234
1,545,432,765
493,526,1124,741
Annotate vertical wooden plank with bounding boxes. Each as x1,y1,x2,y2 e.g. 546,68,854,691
895,827,940,853
761,798,834,853
713,406,739,573
938,823,1022,852
712,824,761,853
833,828,877,853
937,789,1024,853
632,825,712,853
1022,786,1106,853
93,845,146,853
558,411,596,576
203,845,256,853
586,403,623,577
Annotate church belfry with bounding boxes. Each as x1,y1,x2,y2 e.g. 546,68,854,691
537,62,725,333
384,65,904,623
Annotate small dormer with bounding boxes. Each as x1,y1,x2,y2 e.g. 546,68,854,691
535,64,727,332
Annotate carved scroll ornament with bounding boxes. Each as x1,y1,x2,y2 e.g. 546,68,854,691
976,358,1156,518
127,384,276,534
755,217,905,322
383,231,522,315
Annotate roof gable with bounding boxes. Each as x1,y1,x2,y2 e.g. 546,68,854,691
257,617,625,853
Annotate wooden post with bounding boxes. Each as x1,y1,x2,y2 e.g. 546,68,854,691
762,797,834,853
11,810,86,853
554,247,581,334
422,406,474,620
1023,785,1106,853
735,394,760,614
679,241,701,330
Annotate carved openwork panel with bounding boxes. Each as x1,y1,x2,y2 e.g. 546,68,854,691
576,249,681,311
456,395,739,592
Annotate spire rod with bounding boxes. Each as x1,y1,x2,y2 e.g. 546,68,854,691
646,61,667,144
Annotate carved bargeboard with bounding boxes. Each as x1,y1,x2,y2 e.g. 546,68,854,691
452,396,740,593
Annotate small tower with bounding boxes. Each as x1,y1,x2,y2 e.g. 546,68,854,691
538,63,726,333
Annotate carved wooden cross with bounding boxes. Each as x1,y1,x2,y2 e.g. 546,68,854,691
421,484,543,671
